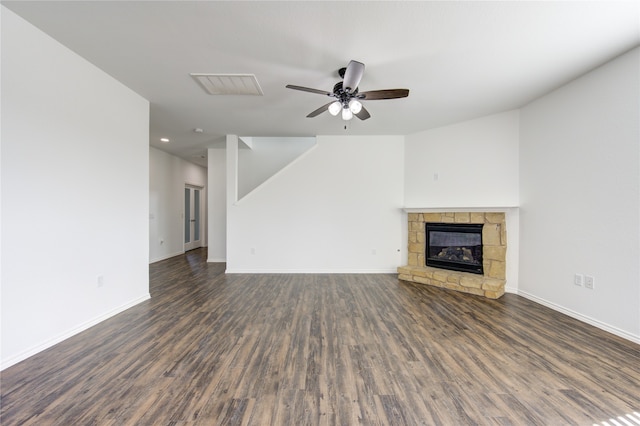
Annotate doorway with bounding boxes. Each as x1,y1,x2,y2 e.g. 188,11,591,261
184,185,203,251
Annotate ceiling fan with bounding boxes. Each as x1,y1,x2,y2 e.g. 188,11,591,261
286,60,409,121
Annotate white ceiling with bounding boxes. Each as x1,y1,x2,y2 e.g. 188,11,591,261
3,1,639,167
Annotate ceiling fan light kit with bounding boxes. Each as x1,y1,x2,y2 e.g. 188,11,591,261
328,101,342,116
348,99,362,114
286,60,409,122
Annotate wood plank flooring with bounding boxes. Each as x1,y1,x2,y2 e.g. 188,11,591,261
1,248,639,425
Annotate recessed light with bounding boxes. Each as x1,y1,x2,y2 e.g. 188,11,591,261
160,138,169,143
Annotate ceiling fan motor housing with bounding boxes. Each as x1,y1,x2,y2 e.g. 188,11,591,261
333,82,359,108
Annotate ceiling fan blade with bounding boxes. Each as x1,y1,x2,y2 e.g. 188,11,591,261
355,105,371,120
306,102,335,118
342,60,365,93
359,89,409,100
286,85,333,96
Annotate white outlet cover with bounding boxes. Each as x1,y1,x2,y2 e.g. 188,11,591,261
585,275,595,289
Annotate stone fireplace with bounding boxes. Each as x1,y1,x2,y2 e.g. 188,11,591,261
398,211,507,299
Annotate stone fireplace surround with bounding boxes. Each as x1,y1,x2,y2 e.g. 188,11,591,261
398,211,507,299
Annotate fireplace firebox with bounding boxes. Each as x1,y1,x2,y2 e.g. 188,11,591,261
425,223,484,274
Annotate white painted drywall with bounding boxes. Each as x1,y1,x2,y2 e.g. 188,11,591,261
226,135,405,273
519,47,640,342
1,7,150,369
403,112,521,291
207,148,226,262
404,110,520,208
149,147,207,263
238,137,316,199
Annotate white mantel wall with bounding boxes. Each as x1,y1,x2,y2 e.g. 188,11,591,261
404,110,520,208
1,7,150,369
403,111,521,291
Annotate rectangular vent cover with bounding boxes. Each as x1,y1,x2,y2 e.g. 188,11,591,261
190,73,263,96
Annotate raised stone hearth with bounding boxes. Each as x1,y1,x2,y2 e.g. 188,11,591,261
398,212,507,299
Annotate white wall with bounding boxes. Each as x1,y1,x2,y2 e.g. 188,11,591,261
403,111,521,291
404,110,520,208
207,148,226,262
226,135,405,273
1,7,150,369
238,137,316,199
519,47,640,342
149,147,207,263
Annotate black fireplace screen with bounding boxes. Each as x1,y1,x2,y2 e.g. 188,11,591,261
426,223,484,274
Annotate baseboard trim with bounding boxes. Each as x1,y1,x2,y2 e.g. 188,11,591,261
225,268,398,274
207,258,226,263
518,290,640,345
149,251,184,264
0,294,151,371
505,285,518,294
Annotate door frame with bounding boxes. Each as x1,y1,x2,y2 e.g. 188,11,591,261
184,183,205,252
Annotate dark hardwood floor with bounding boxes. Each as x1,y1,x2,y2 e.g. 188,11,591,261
1,248,639,425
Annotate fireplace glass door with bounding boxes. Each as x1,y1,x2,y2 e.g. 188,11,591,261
426,223,484,274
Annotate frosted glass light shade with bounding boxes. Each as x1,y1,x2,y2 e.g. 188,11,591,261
342,108,353,121
349,100,362,114
328,101,341,116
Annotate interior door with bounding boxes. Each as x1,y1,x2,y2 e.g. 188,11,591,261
184,185,202,251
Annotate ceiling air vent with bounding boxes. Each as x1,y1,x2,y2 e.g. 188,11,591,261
190,73,264,96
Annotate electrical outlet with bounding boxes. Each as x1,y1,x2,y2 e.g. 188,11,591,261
574,273,584,286
585,275,595,290
97,275,104,288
